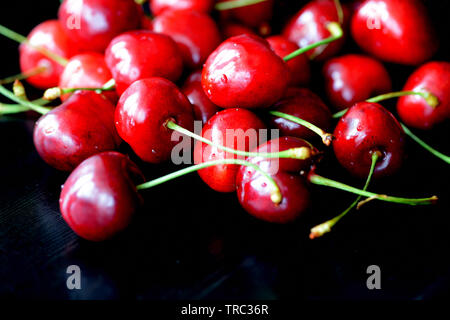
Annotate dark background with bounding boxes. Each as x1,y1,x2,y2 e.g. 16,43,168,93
0,0,449,300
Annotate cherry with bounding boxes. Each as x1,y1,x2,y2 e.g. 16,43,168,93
105,30,183,95
33,91,121,171
269,88,332,141
267,35,310,87
283,0,349,61
351,0,439,65
58,0,141,53
60,152,145,241
397,61,450,130
221,22,257,39
58,52,118,103
202,34,290,109
323,54,391,110
333,101,405,179
18,20,77,89
115,77,194,163
150,0,214,15
152,9,222,69
193,108,266,193
181,70,219,125
217,0,274,28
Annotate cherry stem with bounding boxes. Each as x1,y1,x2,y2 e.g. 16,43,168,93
0,103,29,115
44,79,116,100
134,0,148,4
0,66,46,85
0,24,68,66
0,84,51,115
309,151,380,239
215,0,268,11
334,0,344,25
283,22,343,62
308,172,437,206
166,120,313,160
400,123,450,165
136,159,283,204
268,111,334,146
332,90,440,119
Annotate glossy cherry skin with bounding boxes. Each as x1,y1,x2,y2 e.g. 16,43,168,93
270,88,332,140
150,0,213,15
194,108,266,193
267,35,310,86
283,0,350,61
202,34,290,109
105,30,183,95
58,0,141,53
59,52,118,103
351,0,439,65
60,152,145,241
115,78,194,164
34,91,121,171
397,62,450,130
217,0,274,28
19,20,78,89
333,102,405,179
182,70,219,125
236,137,314,223
152,10,222,69
323,54,392,110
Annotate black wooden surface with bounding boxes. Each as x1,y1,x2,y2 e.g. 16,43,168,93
0,0,449,300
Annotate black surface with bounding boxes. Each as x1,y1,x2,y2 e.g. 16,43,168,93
0,0,449,300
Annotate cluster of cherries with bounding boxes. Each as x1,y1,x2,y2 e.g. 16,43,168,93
0,0,448,242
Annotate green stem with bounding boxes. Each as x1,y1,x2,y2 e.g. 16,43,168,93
400,123,450,165
0,85,51,115
308,172,437,206
44,79,116,100
268,111,334,146
0,24,68,66
136,159,283,204
0,104,29,115
215,0,268,10
0,66,46,85
334,0,344,25
166,120,313,160
283,22,343,62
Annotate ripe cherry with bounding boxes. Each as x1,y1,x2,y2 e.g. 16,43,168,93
34,91,121,171
105,30,183,95
181,70,219,125
333,102,405,179
60,152,144,241
115,77,194,164
19,20,77,89
323,54,391,110
194,108,266,193
58,52,117,103
267,35,310,87
149,0,213,15
152,9,221,69
397,61,450,130
221,22,257,39
351,0,439,65
283,0,349,61
58,0,141,53
202,34,290,109
217,0,274,28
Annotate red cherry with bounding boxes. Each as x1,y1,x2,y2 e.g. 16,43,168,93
60,152,144,241
115,77,194,164
58,0,141,53
217,0,274,28
194,108,266,193
58,52,118,103
221,22,257,39
34,91,121,171
323,54,391,110
152,10,221,69
267,35,310,87
270,88,332,140
236,137,313,223
351,0,439,65
105,30,183,95
19,20,78,89
397,61,450,130
150,0,213,15
283,0,349,61
333,102,405,179
182,70,219,125
202,34,290,109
